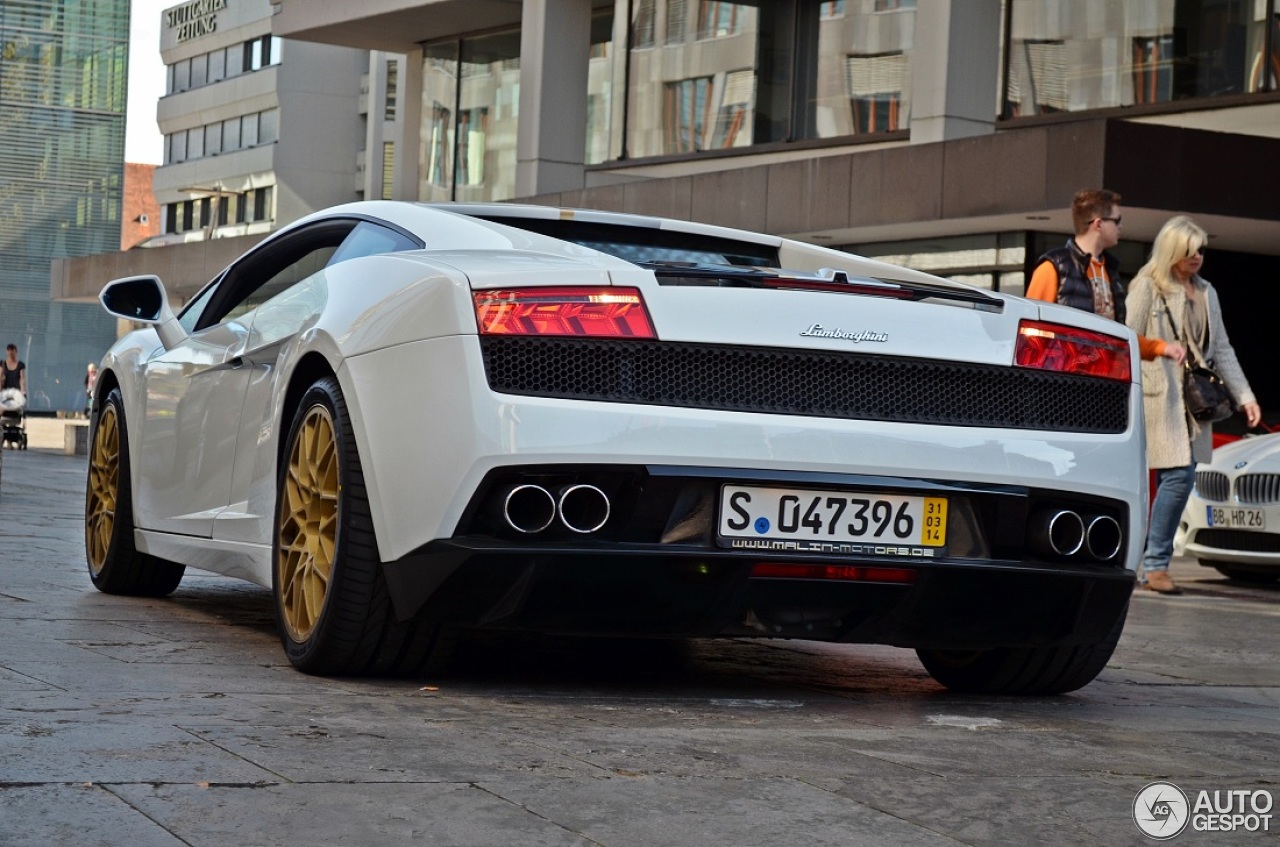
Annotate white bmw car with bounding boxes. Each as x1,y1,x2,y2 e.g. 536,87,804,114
85,201,1144,693
1177,432,1280,583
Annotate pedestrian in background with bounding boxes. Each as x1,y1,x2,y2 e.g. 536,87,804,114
2,344,26,396
1125,216,1262,595
84,362,98,416
1027,188,1185,365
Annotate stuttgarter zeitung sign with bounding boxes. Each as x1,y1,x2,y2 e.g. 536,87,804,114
167,0,227,42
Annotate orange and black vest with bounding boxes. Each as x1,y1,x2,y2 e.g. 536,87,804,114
1036,239,1125,323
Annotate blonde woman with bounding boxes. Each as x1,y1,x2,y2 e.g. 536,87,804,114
1126,216,1262,594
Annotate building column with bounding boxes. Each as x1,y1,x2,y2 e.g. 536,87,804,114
909,0,1002,143
365,54,389,200
515,0,592,198
396,48,423,201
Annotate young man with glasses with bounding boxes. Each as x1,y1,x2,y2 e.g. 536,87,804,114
1027,188,1184,365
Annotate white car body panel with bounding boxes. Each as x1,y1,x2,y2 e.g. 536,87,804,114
345,335,1148,566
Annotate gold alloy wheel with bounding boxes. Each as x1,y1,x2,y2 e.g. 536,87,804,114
277,404,341,643
85,404,120,575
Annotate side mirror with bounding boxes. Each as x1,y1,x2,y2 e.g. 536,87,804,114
99,275,186,349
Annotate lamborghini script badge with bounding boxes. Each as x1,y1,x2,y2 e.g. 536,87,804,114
800,324,888,343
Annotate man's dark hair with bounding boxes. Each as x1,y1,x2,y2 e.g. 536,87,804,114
5,344,16,352
1071,189,1121,235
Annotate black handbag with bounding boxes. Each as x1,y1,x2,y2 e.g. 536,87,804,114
1162,294,1236,424
1183,361,1235,423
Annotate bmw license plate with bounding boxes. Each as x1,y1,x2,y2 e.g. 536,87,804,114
1207,506,1265,530
717,484,947,556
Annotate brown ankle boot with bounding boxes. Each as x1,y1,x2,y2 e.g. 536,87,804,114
1142,570,1183,595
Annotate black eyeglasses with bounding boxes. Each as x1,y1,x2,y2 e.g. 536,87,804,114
1096,216,1122,226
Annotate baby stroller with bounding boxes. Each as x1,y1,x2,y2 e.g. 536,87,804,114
1,388,28,450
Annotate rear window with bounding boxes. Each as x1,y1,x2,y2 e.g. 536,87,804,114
479,216,779,267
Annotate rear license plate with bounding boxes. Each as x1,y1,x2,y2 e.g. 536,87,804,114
717,485,947,556
1207,506,1265,529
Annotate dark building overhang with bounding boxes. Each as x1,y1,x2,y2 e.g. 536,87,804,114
526,119,1280,256
271,0,525,52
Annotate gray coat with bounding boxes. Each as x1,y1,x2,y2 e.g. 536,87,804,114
1125,274,1256,468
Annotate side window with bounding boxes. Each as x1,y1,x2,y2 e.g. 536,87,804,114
328,220,422,266
177,280,221,333
222,244,339,322
190,218,423,333
194,222,356,331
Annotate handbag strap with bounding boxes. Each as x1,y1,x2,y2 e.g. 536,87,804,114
1159,291,1211,368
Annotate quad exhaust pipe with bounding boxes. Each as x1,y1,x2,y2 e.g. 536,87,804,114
1030,508,1122,562
500,483,611,535
1084,514,1122,561
502,484,557,534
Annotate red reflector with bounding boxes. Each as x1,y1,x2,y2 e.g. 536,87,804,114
1014,320,1130,382
474,287,656,338
750,563,917,584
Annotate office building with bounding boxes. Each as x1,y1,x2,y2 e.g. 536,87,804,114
0,0,127,411
150,0,371,246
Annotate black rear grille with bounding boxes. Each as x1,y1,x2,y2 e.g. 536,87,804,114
1192,529,1280,552
480,337,1130,433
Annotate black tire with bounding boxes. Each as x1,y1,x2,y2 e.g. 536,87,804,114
916,599,1130,695
1202,560,1280,584
84,388,186,596
272,376,450,676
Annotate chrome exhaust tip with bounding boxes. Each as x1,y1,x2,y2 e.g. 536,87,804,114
557,484,610,534
502,484,556,534
1085,514,1123,561
1031,509,1085,557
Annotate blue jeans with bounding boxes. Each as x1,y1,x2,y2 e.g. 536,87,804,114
1143,464,1197,575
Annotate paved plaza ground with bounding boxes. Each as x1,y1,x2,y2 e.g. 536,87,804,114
2,420,1278,846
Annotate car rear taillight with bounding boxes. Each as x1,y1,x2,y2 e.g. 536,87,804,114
750,563,917,584
474,287,656,338
1014,320,1130,382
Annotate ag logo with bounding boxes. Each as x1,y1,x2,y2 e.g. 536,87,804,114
1134,781,1190,839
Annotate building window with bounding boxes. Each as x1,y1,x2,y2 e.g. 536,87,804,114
205,123,222,156
173,59,190,92
1133,35,1175,105
663,77,713,153
697,1,746,39
166,36,279,95
874,0,915,10
1004,0,1274,118
419,30,520,202
163,109,277,164
586,10,615,164
1005,39,1067,116
625,0,913,158
252,186,273,222
190,54,207,87
846,53,906,133
634,0,656,48
667,0,688,43
209,49,226,84
382,142,396,199
385,59,399,121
